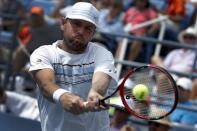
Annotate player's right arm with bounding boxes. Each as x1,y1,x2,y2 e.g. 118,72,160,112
29,46,86,114
32,68,87,115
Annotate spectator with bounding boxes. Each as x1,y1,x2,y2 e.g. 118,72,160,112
162,0,186,42
0,88,40,121
150,0,186,56
170,77,197,125
13,6,62,73
97,0,124,55
151,26,197,74
121,0,158,62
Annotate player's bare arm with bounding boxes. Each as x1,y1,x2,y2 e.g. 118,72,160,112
86,72,111,111
88,72,111,99
32,69,86,114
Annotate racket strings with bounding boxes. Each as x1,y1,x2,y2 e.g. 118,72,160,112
155,72,175,103
122,67,176,119
149,70,175,118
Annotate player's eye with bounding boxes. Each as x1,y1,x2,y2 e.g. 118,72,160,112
85,26,95,34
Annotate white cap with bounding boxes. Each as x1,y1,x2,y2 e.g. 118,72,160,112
178,27,197,43
118,78,134,89
65,2,99,27
60,6,72,17
176,77,193,91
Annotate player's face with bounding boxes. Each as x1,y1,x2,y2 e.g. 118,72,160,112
62,19,96,54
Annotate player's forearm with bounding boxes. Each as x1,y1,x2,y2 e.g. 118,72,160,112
41,83,60,101
90,72,111,96
32,69,68,102
35,77,59,101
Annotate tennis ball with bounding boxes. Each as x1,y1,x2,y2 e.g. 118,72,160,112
132,84,149,100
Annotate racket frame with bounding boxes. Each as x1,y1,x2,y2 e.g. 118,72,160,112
119,65,178,120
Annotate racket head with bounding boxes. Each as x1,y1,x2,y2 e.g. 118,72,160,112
119,65,178,120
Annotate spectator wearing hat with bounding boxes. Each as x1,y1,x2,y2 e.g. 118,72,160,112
151,26,197,74
13,6,62,73
170,77,197,125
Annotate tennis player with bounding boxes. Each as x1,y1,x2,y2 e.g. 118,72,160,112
29,2,117,131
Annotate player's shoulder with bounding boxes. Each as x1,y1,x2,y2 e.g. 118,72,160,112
35,41,58,51
89,42,109,52
31,41,59,57
89,42,114,59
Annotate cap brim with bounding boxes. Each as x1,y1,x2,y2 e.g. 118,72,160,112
66,14,97,27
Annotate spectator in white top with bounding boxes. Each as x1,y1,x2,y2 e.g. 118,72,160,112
151,26,197,74
0,88,40,121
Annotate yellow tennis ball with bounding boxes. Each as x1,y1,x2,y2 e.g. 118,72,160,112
132,84,149,100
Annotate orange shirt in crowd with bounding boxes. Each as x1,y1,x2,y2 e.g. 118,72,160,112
167,0,185,16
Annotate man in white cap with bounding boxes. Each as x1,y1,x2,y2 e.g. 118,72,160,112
29,2,117,131
151,26,197,74
170,77,197,125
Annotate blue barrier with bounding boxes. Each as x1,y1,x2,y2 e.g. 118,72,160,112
0,113,41,131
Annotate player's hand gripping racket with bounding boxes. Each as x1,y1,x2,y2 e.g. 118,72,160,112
86,65,178,120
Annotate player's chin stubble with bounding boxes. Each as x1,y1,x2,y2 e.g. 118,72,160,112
63,37,87,53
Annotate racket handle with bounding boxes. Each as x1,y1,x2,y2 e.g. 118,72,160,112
105,103,126,111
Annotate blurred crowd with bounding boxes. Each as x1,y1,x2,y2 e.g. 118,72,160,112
0,0,197,131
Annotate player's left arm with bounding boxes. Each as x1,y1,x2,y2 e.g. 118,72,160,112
88,72,111,101
86,47,117,111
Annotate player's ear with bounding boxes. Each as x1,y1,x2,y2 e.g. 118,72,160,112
60,18,66,30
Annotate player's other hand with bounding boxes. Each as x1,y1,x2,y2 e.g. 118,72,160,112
59,92,86,115
85,90,109,112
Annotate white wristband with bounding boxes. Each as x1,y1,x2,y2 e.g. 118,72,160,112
52,89,69,104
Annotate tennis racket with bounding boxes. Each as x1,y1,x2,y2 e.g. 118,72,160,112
87,65,178,120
